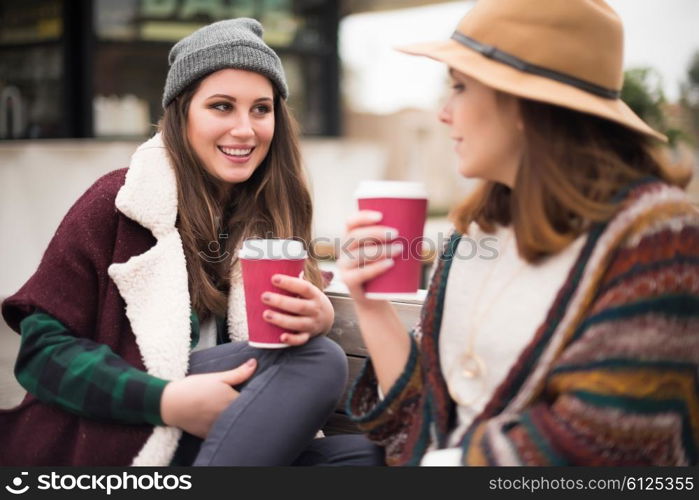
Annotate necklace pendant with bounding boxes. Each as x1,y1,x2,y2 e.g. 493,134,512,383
460,353,484,379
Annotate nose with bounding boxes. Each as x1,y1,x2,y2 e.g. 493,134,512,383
438,101,452,125
228,113,254,139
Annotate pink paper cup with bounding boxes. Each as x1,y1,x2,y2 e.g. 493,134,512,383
239,239,307,348
355,181,428,300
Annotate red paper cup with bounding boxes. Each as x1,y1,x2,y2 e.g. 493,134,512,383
239,239,307,348
355,181,428,300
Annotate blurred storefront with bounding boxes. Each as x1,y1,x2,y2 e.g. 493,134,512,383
0,0,457,299
0,0,340,140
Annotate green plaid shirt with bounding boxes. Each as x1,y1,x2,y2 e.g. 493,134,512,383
14,311,222,426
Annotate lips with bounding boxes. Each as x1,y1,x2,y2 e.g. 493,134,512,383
218,145,254,157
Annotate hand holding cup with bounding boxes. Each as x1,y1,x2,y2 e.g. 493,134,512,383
260,272,334,346
339,181,428,302
337,209,405,306
240,239,309,348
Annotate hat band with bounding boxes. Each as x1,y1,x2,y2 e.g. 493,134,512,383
451,31,620,100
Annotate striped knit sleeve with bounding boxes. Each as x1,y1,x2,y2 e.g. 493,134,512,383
460,208,699,465
346,337,425,459
15,311,169,426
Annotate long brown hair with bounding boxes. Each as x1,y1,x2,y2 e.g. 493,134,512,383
452,96,679,262
160,79,322,320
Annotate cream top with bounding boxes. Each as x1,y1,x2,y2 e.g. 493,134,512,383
421,224,585,465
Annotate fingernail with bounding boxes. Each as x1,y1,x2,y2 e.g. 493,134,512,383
245,358,256,367
264,311,274,320
383,258,395,268
366,211,383,222
386,229,399,239
262,292,271,302
272,275,282,285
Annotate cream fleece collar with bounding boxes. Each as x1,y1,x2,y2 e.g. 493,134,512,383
107,133,248,465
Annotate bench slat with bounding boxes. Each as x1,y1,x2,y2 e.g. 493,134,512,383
326,293,423,357
321,290,424,438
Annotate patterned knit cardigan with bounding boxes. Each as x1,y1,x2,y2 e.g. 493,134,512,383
347,180,699,466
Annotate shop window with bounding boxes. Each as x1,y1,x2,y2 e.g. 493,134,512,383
0,0,65,139
0,0,338,140
92,0,336,138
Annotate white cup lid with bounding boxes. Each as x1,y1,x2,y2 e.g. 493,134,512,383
238,239,307,260
354,180,428,199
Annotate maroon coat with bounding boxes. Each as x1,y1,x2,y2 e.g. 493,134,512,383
2,133,333,465
1,169,158,465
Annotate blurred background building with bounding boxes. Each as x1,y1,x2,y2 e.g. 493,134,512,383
1,0,343,138
1,0,699,296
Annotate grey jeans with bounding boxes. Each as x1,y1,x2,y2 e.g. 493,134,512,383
171,336,384,466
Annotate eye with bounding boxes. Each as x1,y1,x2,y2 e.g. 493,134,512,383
451,83,466,93
252,103,273,115
210,102,232,112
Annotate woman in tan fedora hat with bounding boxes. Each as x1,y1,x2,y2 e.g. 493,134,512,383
339,0,699,466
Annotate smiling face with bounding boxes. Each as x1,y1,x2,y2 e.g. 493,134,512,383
187,68,275,187
439,69,524,188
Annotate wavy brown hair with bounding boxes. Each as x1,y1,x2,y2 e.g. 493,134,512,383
160,79,322,320
452,96,680,262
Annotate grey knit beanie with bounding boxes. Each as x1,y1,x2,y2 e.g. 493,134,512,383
162,18,288,108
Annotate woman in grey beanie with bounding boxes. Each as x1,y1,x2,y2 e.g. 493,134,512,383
2,18,383,466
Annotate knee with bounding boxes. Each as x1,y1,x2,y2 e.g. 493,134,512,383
298,336,348,394
313,336,348,373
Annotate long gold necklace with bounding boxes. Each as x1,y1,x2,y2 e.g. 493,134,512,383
446,231,526,407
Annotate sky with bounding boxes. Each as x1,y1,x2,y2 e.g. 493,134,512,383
339,0,699,114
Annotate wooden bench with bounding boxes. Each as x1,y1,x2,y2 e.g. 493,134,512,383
321,290,424,435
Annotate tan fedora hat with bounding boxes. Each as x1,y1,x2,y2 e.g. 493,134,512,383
398,0,666,141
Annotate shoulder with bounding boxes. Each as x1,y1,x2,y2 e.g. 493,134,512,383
77,168,128,209
595,181,699,297
45,168,132,254
61,169,129,225
618,179,696,216
613,181,699,252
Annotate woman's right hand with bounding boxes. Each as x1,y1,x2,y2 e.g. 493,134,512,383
336,210,412,395
160,358,257,438
337,210,404,307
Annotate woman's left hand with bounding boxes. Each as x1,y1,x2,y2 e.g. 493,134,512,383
261,274,334,346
